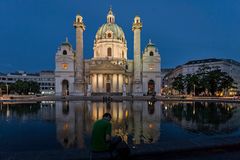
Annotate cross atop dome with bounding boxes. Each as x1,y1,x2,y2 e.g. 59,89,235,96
107,7,115,24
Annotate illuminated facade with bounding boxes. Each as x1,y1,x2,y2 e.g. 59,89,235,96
0,71,55,94
163,58,240,95
55,8,161,96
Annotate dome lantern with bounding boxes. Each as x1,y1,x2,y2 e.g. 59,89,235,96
107,7,115,24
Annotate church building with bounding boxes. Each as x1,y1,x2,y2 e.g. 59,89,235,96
55,8,161,96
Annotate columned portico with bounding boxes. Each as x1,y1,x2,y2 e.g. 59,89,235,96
90,73,126,94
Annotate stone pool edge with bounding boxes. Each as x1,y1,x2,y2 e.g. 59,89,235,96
1,136,240,160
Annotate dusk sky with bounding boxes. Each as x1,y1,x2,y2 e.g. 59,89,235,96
0,0,240,73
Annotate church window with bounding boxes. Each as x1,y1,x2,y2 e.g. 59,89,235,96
108,33,112,38
107,48,112,56
63,50,67,55
149,51,154,56
149,64,155,70
62,63,68,70
122,51,124,58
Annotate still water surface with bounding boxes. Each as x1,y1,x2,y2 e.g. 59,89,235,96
0,101,239,152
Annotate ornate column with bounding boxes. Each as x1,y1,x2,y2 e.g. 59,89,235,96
92,74,96,92
119,74,123,92
132,16,143,96
96,74,99,92
117,74,119,93
110,74,113,92
73,14,86,95
102,74,106,92
102,74,104,93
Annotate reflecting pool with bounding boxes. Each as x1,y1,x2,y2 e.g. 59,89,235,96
0,101,240,152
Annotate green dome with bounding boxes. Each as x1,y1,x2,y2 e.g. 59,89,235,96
95,23,126,42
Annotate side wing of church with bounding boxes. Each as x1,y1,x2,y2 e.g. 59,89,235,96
55,8,161,96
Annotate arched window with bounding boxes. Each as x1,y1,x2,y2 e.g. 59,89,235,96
122,51,124,58
149,51,154,56
107,48,112,57
63,50,67,55
62,63,68,70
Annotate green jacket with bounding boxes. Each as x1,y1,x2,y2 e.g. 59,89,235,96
91,119,112,151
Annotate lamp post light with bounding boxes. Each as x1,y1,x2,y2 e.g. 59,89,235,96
6,84,8,95
193,84,196,97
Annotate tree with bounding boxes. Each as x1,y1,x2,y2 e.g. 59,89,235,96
184,74,199,95
205,69,235,96
196,65,212,95
172,74,185,94
28,81,40,94
206,69,220,95
11,80,40,95
0,82,6,94
171,65,236,96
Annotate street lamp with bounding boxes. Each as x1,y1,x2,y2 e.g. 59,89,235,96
193,84,195,96
6,84,8,95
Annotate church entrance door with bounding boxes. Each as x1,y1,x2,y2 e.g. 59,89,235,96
106,83,111,93
62,80,69,96
148,80,155,95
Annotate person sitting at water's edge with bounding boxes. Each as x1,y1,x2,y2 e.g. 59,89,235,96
91,113,112,152
91,113,130,158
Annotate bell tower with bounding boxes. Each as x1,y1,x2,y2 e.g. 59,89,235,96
132,16,143,95
73,14,85,95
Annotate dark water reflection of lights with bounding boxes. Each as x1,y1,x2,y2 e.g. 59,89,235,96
0,101,239,151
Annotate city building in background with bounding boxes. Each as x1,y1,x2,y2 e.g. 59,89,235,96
163,58,240,95
160,68,174,93
0,70,55,94
55,8,161,96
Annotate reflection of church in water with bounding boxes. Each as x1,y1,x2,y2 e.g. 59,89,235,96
55,101,162,148
55,8,161,96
